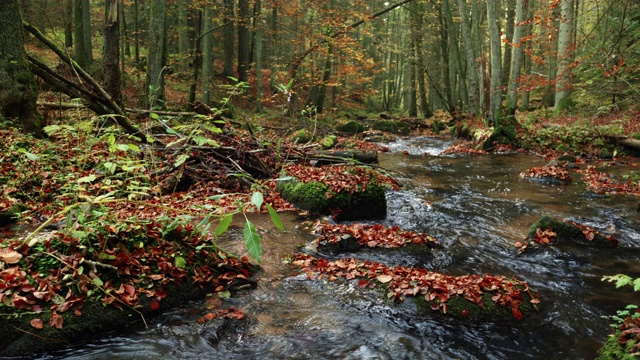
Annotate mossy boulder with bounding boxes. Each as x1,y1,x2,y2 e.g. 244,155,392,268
525,215,618,248
0,202,29,226
0,281,209,356
277,177,387,220
276,166,394,220
292,129,314,143
372,120,410,135
318,135,337,149
412,285,539,321
336,120,366,135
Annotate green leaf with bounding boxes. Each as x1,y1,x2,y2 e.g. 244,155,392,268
214,214,233,238
266,204,284,233
150,112,159,120
92,277,104,287
116,144,130,152
108,133,116,145
251,191,264,211
174,154,189,167
77,174,97,183
25,152,39,161
174,256,187,269
634,278,640,292
103,161,117,174
243,220,261,263
217,290,231,299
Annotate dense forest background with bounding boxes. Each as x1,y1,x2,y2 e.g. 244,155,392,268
14,0,640,127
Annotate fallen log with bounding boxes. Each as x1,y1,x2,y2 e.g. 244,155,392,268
618,137,640,154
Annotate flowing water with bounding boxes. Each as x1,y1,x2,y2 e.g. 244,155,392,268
52,137,640,360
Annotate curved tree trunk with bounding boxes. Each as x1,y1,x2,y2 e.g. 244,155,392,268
0,0,43,137
103,0,122,108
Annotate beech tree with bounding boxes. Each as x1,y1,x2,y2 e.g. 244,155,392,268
146,0,167,109
0,0,43,136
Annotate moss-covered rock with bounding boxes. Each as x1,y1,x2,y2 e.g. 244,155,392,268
596,331,639,360
412,285,538,321
318,135,337,149
277,176,387,220
372,120,410,135
292,128,314,143
0,202,29,226
525,215,618,248
336,120,366,135
0,281,208,356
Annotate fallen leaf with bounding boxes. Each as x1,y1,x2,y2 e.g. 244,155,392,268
376,274,393,283
0,248,22,264
30,319,44,329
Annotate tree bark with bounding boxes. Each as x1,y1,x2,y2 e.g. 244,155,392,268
0,0,43,136
457,0,480,116
238,0,250,83
146,0,167,109
255,0,264,113
65,0,73,48
223,0,235,78
201,3,214,105
81,0,93,64
103,0,122,108
73,0,87,67
486,0,503,125
506,0,528,116
502,0,516,88
178,1,189,73
554,0,574,110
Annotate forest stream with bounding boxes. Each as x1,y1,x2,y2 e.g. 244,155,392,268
50,136,640,360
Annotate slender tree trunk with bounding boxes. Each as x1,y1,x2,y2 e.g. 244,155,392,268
522,0,535,109
103,0,122,108
255,0,264,113
73,0,87,67
472,0,486,116
238,0,250,83
146,0,167,109
178,1,189,73
65,0,73,48
0,0,43,136
223,0,235,78
554,0,574,110
201,3,214,105
188,10,203,105
81,0,93,64
486,0,503,125
119,0,130,58
506,0,528,116
134,0,139,63
413,1,432,118
457,0,480,115
502,0,516,88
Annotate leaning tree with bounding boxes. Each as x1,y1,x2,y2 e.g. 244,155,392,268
0,0,43,136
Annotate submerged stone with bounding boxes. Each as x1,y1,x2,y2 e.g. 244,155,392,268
336,121,366,135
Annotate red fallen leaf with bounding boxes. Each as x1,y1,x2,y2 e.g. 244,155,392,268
227,310,245,320
513,242,523,248
512,307,523,320
585,232,595,241
74,309,82,316
151,298,161,311
205,312,217,320
0,248,22,264
50,311,64,329
461,310,468,317
358,279,369,288
30,319,44,329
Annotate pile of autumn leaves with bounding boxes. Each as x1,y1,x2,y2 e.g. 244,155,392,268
292,222,540,320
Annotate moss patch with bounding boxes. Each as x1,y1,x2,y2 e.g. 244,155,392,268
336,120,366,135
0,202,29,226
596,332,638,360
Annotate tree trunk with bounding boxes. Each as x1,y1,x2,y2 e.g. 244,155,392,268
134,0,140,63
554,0,574,110
413,1,432,118
81,0,93,64
255,0,264,113
506,0,528,116
0,0,43,136
119,0,130,58
65,0,73,48
502,0,516,88
238,0,250,83
103,0,122,108
457,0,480,116
146,0,167,109
223,0,234,78
73,0,87,67
201,3,214,105
178,1,189,73
486,0,503,125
